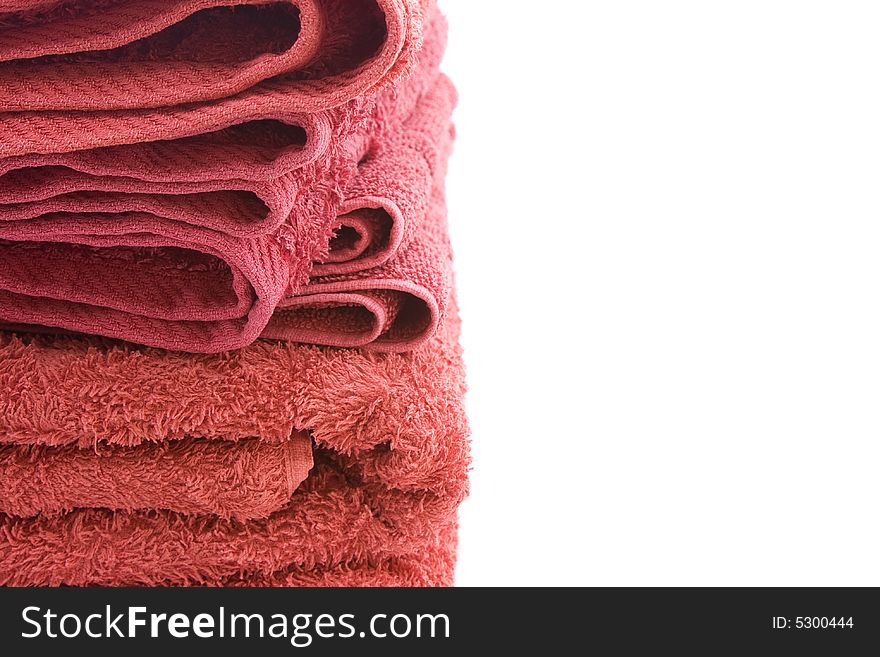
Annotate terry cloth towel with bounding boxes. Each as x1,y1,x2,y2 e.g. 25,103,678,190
0,290,469,586
0,0,431,153
266,75,456,351
0,11,452,353
0,436,314,521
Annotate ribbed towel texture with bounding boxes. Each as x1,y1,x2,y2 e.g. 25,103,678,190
0,435,314,521
0,0,468,587
0,1,450,353
0,0,430,149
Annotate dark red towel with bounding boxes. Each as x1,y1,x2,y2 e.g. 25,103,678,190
0,7,453,352
0,0,430,152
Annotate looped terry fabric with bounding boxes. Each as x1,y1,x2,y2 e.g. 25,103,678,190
0,299,470,586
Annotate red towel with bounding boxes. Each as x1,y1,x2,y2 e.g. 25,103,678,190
0,2,449,353
0,297,468,586
0,0,430,152
0,0,467,588
0,436,314,521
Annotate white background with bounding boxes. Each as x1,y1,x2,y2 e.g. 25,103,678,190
443,0,880,585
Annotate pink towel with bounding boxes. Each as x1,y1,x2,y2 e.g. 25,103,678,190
0,296,468,586
0,9,452,353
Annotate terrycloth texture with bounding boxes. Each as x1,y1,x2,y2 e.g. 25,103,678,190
0,13,453,353
227,526,458,586
0,434,313,521
0,296,469,586
0,0,431,153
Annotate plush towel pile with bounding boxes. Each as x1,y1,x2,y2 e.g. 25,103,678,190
0,0,468,587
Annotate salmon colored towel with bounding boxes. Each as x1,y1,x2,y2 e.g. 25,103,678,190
0,293,469,586
0,436,314,521
0,10,451,353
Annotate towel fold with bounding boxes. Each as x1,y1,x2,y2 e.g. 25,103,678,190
0,434,313,520
0,0,431,154
0,295,468,586
268,141,453,351
0,10,451,353
227,527,457,586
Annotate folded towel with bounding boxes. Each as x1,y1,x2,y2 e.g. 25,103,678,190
229,526,457,587
0,435,313,521
0,0,468,588
0,0,430,153
0,294,468,586
0,10,451,353
267,96,455,351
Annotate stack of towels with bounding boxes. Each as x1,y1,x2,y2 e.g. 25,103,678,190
0,0,469,586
